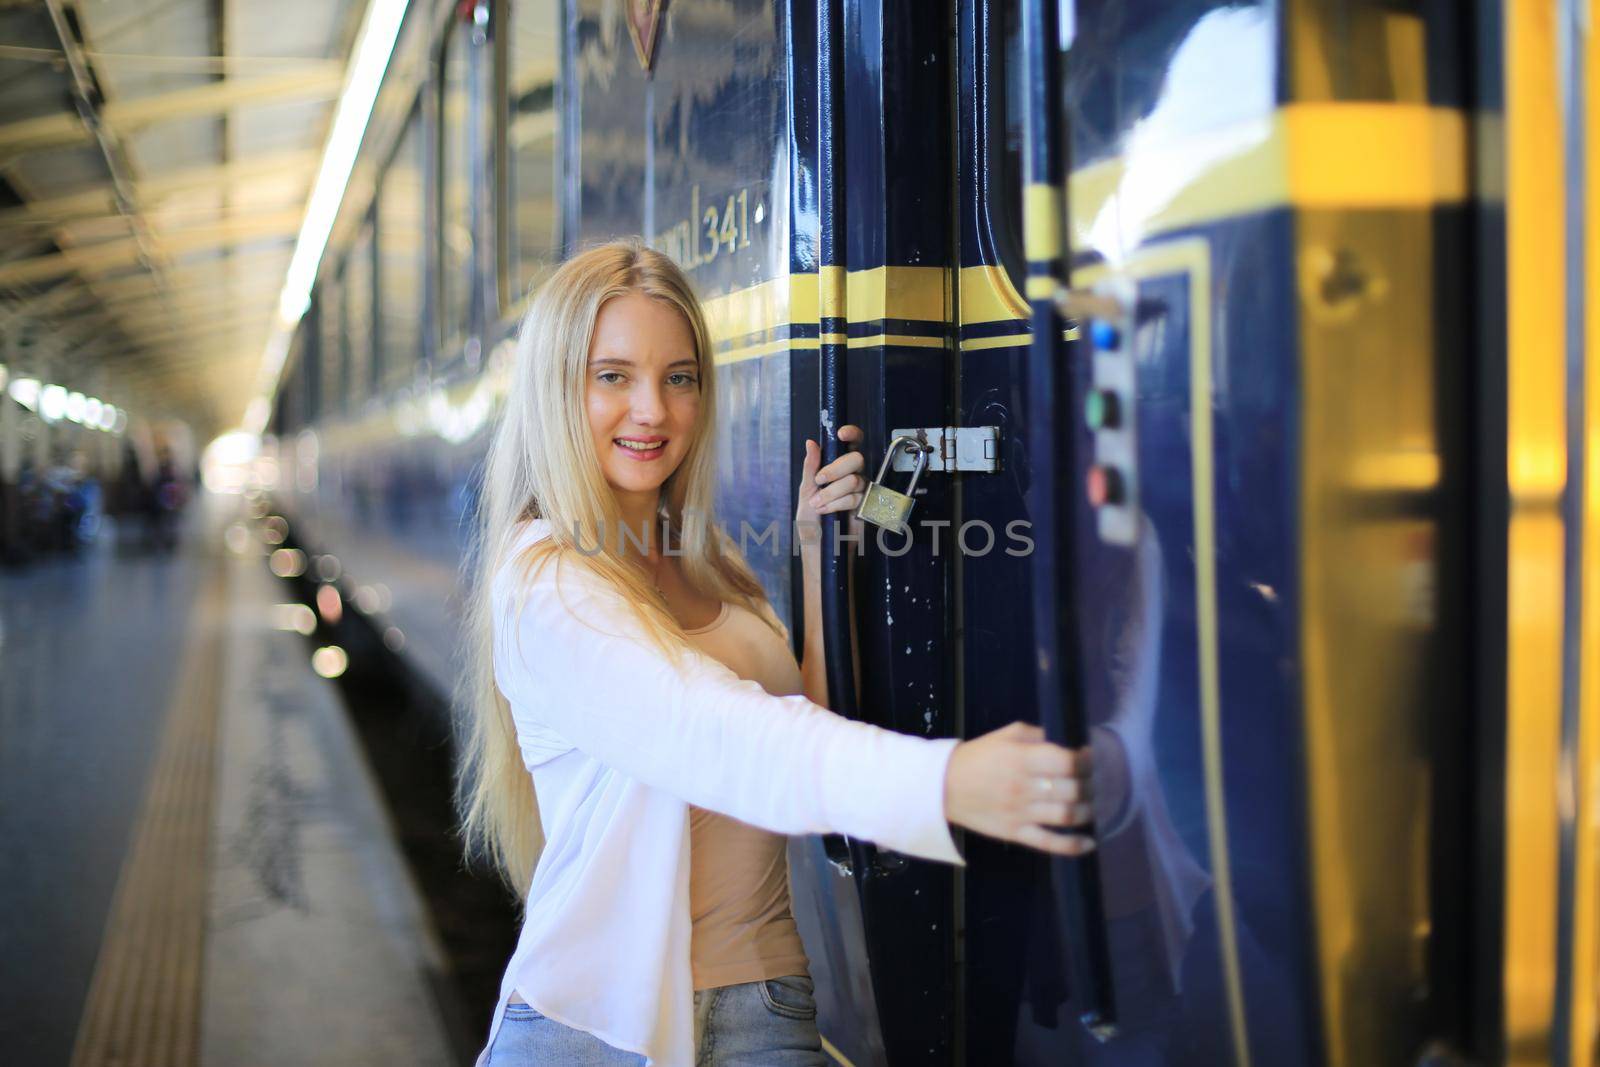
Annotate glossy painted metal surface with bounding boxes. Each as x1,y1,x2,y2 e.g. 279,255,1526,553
961,3,1304,1063
816,0,854,778
1018,0,1117,1041
803,3,963,1062
959,1,1490,1064
780,7,900,1062
570,0,798,615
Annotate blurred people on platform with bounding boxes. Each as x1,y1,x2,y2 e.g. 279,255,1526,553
0,428,199,566
146,448,188,552
3,451,103,561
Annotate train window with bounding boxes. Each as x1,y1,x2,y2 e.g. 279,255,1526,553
313,295,339,422
302,311,322,424
272,388,289,438
280,353,298,434
279,346,295,434
504,0,561,307
981,0,1028,298
380,104,425,386
347,221,376,403
319,277,346,418
439,20,481,350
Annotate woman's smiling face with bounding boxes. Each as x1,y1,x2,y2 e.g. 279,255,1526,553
585,291,702,504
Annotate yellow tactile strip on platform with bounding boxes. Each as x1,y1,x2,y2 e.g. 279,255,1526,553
70,559,228,1067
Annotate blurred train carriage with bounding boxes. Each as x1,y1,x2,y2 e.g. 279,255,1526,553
264,1,1600,1065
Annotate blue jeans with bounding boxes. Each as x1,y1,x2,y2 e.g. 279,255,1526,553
484,976,825,1066
693,975,825,1066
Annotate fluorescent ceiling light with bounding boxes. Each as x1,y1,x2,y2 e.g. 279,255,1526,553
7,379,121,431
9,378,39,412
39,384,66,422
245,0,411,435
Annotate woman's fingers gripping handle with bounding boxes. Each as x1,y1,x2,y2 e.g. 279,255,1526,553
943,721,1097,857
797,424,869,524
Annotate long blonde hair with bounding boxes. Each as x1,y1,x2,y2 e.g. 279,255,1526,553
458,239,781,895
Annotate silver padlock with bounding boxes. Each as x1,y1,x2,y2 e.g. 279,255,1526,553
855,436,929,535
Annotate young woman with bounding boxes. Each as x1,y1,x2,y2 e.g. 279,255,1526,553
460,240,1095,1066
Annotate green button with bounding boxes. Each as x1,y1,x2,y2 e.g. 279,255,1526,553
1085,389,1118,430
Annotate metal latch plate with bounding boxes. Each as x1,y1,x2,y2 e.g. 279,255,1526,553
887,426,1001,473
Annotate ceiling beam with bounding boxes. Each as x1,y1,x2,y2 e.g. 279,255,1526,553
1,283,96,319
66,245,289,302
109,351,256,385
0,297,139,353
86,291,276,353
20,184,308,243
119,315,267,349
0,244,288,320
100,288,270,327
41,0,167,294
0,210,300,288
114,299,273,335
65,325,258,369
0,148,316,229
111,348,258,377
92,285,279,324
98,282,281,318
0,65,343,156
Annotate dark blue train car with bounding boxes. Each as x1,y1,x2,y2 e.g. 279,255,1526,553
263,0,1600,1064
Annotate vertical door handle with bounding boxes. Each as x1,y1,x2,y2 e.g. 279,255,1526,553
814,0,889,886
1020,0,1118,1041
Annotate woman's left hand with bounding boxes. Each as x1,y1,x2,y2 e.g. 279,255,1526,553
796,424,867,548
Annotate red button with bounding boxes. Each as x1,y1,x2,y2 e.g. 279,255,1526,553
1086,465,1124,507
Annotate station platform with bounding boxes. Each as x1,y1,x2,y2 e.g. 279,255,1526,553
0,496,464,1067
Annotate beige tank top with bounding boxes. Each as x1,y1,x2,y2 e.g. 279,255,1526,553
681,601,812,990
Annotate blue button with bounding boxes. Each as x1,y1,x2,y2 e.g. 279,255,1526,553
1089,319,1120,350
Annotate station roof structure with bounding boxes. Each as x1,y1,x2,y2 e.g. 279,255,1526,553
0,0,366,441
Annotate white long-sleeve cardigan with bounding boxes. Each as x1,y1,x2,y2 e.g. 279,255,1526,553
477,519,966,1066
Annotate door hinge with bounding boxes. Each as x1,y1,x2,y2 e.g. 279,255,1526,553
887,425,1001,473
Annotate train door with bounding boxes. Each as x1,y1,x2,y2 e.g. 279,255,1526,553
950,5,1295,1063
787,0,965,1063
948,3,1240,1062
805,2,1326,1064
946,3,1600,1064
949,0,1466,1065
797,1,1285,1062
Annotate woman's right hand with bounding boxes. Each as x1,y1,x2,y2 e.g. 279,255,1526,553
944,722,1096,856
